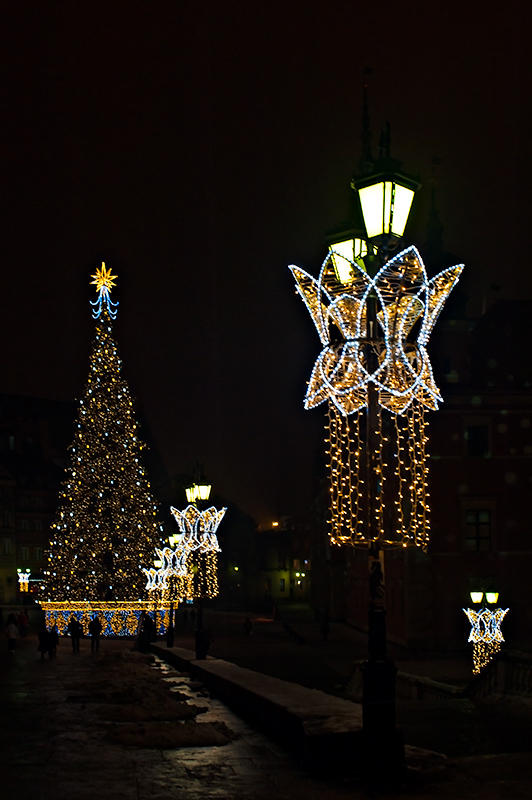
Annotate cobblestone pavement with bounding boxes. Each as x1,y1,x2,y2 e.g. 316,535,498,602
2,629,532,800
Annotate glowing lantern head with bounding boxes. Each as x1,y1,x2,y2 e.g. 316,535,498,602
352,171,419,243
327,237,369,284
470,591,484,604
185,482,212,504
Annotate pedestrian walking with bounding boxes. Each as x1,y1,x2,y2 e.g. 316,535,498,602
88,615,102,653
48,625,59,659
6,613,19,654
67,615,82,653
136,611,154,652
37,624,50,661
243,616,253,636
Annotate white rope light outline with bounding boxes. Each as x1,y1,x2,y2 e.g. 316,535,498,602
463,607,509,644
289,245,463,416
142,504,225,592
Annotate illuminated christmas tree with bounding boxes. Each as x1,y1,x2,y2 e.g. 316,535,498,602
43,264,163,607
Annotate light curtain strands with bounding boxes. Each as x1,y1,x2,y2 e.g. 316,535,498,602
325,399,431,548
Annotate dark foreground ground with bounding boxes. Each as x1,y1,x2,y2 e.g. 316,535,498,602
1,606,532,799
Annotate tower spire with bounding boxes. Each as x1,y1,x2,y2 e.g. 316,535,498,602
359,67,374,175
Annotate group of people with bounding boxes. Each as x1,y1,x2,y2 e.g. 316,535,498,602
37,614,103,657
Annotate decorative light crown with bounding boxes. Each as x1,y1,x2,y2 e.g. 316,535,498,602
141,504,225,598
290,245,463,416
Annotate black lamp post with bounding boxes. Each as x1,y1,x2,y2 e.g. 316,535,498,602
328,164,420,782
185,475,212,659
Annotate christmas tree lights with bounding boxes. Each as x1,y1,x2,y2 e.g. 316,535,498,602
40,265,164,634
290,245,463,548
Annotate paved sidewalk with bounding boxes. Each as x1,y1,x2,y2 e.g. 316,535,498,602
2,624,532,799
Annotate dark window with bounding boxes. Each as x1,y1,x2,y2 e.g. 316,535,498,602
279,578,285,592
464,509,491,551
465,424,490,457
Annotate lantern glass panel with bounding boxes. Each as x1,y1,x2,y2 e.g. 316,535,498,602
358,182,385,238
329,239,355,284
198,484,211,501
391,183,415,237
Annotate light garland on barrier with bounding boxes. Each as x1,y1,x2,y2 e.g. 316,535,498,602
463,606,509,674
290,245,462,548
40,600,173,637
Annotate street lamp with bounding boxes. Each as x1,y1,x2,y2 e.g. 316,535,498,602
17,568,31,593
463,589,509,674
185,482,212,504
290,155,463,783
177,477,225,658
352,171,419,243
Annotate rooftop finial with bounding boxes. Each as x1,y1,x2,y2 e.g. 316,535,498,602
378,121,391,160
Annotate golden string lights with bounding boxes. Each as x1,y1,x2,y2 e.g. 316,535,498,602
40,600,172,637
291,245,463,548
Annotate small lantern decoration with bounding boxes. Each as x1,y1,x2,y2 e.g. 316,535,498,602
463,591,509,674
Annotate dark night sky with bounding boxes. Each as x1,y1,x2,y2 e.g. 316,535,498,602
4,1,531,525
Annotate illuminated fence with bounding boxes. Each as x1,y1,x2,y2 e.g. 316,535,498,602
40,600,174,637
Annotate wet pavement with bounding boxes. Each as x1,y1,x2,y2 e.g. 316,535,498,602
2,619,532,799
0,637,363,800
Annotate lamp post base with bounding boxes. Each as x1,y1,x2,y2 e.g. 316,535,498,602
362,658,405,787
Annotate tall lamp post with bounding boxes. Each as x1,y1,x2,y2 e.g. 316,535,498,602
290,157,463,782
185,477,212,642
181,475,225,659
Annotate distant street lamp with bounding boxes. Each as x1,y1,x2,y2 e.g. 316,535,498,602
290,150,463,782
17,568,31,593
464,589,508,674
185,482,212,504
182,475,225,658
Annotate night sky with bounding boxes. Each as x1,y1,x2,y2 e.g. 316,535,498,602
4,2,531,526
